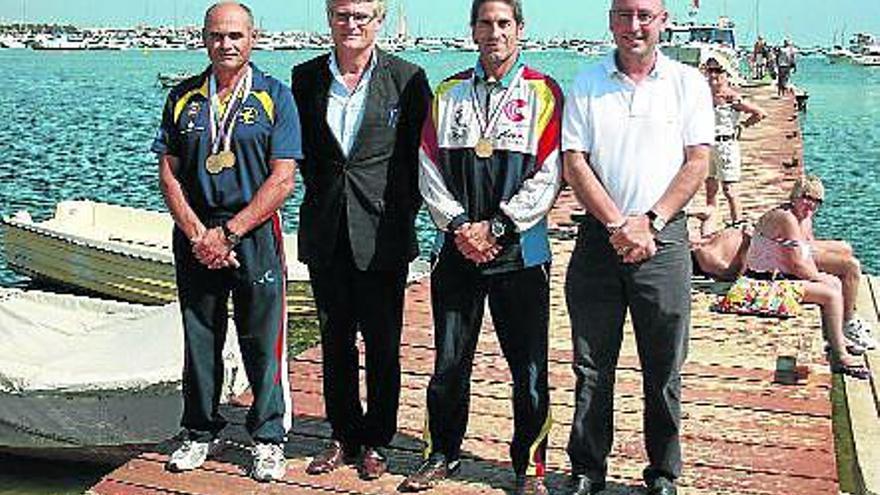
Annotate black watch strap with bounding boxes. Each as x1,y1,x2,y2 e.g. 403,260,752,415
221,223,241,247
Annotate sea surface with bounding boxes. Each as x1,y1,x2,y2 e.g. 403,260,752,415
0,48,877,493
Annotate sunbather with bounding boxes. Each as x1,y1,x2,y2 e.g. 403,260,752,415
744,175,869,379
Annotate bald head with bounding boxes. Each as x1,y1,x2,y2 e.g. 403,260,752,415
204,1,254,30
202,1,256,77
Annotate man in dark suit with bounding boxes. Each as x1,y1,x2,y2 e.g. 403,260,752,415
290,0,432,481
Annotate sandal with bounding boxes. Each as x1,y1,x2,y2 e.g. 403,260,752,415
725,219,752,230
825,342,866,357
831,362,871,380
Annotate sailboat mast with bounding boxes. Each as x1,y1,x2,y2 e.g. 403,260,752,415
755,0,761,37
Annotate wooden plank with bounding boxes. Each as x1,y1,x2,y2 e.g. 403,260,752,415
866,275,880,319
857,276,880,413
87,478,186,495
843,372,880,495
857,275,879,325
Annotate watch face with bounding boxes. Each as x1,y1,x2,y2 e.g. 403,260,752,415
652,217,665,232
491,220,505,238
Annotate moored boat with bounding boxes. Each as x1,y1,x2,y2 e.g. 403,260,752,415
660,17,747,85
0,200,430,317
0,200,315,317
157,71,193,88
0,288,248,463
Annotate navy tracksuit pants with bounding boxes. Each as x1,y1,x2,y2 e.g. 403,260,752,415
172,215,291,445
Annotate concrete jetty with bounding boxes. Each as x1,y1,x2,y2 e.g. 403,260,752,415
88,86,877,495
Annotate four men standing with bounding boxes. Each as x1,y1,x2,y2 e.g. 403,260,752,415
155,0,717,491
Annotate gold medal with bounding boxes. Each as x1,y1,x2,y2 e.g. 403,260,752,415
475,137,494,159
205,151,235,174
216,150,236,169
205,154,223,174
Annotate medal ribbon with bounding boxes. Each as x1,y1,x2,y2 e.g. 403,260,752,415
470,66,523,141
208,66,253,155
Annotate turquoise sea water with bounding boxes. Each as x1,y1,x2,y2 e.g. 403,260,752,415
0,49,877,493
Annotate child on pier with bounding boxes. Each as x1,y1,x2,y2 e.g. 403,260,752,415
702,56,767,233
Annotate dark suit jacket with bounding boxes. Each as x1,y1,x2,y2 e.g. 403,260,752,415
291,50,432,271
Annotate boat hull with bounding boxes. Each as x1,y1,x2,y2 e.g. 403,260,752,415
0,386,181,464
1,201,315,317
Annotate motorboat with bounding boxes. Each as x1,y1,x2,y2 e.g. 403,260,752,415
660,17,747,85
157,71,193,88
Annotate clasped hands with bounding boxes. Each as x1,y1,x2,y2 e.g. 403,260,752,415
454,221,501,264
192,227,240,270
609,215,657,264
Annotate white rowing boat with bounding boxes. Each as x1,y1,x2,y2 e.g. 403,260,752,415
0,200,316,316
0,288,248,463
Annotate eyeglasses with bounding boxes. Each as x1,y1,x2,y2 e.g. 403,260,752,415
706,67,725,74
331,11,377,27
801,195,823,205
609,9,664,26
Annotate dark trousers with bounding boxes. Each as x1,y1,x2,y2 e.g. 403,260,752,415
565,215,691,483
307,240,407,449
425,248,551,476
173,217,291,445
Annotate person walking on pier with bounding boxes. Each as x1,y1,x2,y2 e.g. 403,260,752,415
153,1,301,483
752,36,768,80
290,0,432,481
775,39,797,97
560,0,713,493
399,1,562,493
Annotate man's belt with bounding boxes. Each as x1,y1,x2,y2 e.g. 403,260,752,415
715,134,736,142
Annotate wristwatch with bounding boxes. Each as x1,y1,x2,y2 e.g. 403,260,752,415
646,210,667,234
221,223,241,247
489,216,507,239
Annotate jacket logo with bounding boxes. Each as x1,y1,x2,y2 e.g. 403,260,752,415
449,106,469,143
503,99,527,123
187,102,201,117
240,107,258,125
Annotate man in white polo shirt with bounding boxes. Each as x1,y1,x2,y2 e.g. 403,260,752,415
560,1,713,494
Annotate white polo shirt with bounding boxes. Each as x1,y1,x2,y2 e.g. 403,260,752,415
562,50,714,215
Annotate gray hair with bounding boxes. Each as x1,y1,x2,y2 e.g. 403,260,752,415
325,0,387,20
470,0,524,26
610,0,665,7
204,1,255,29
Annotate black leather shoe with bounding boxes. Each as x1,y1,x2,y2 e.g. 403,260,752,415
567,473,606,495
359,447,387,480
305,441,359,475
398,456,460,492
646,476,677,495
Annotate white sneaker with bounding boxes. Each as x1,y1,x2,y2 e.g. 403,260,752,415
252,442,287,482
166,439,218,472
844,318,877,350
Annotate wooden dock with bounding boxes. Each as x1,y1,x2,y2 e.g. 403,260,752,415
89,87,874,494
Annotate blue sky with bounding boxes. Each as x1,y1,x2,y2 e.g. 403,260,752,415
1,0,878,46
